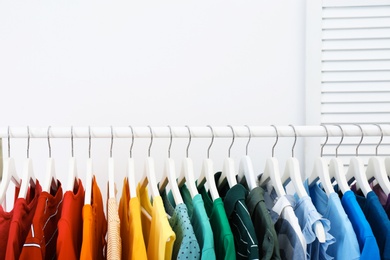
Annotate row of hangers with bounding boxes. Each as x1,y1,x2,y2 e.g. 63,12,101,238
1,124,390,244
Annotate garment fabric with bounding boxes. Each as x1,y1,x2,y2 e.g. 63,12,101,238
215,173,259,260
107,197,122,260
20,181,63,260
198,185,235,260
161,190,200,260
308,182,360,259
371,183,390,219
355,191,390,260
0,187,19,260
341,190,380,260
137,183,175,260
262,183,306,260
245,186,281,260
168,184,216,259
5,180,42,260
80,176,107,260
56,179,85,260
289,195,335,260
118,178,147,260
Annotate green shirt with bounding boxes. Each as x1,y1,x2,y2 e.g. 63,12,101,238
216,172,259,260
246,186,281,260
168,185,216,260
198,185,235,260
161,190,200,259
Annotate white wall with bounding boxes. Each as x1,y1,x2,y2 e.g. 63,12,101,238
0,1,306,206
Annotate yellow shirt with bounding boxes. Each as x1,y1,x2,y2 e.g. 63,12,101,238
119,178,147,260
137,183,176,260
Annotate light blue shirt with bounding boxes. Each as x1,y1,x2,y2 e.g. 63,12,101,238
308,182,360,260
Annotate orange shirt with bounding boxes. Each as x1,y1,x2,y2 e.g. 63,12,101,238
118,178,147,260
20,181,63,260
80,176,107,260
56,179,85,260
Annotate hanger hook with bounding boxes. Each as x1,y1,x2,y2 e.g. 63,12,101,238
333,124,344,158
271,125,278,157
244,125,251,156
147,125,153,157
374,124,383,156
47,126,52,158
354,124,364,156
129,126,135,158
71,126,74,157
207,125,214,159
27,126,30,158
110,126,114,158
7,126,11,158
289,124,297,157
185,125,191,158
227,125,235,157
167,125,173,158
321,125,329,157
88,126,92,159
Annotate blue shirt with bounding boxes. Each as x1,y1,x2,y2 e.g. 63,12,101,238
308,183,360,259
289,195,335,260
355,191,390,260
341,190,380,260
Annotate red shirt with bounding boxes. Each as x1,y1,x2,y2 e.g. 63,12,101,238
5,180,42,260
0,187,20,259
20,181,63,260
56,179,85,260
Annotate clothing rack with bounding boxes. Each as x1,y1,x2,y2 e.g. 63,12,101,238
1,125,390,139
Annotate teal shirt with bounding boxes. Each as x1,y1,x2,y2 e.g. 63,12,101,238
161,190,200,259
198,185,236,260
169,185,216,259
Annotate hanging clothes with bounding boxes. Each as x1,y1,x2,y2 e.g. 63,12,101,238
262,182,306,260
197,184,235,260
20,181,63,260
215,172,259,260
5,180,42,260
137,183,175,260
107,196,122,260
371,183,390,219
118,178,147,260
307,182,360,259
161,189,200,259
0,186,20,260
56,179,85,260
80,176,107,260
168,184,216,260
339,190,380,259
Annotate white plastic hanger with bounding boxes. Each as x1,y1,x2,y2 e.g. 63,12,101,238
365,124,390,195
127,126,137,199
43,126,58,193
18,126,37,199
217,125,237,188
159,126,183,205
283,125,326,243
197,125,220,201
328,124,350,194
178,126,198,199
237,125,257,191
0,127,21,206
67,126,79,192
140,126,160,198
258,125,287,197
307,125,334,196
85,126,93,205
108,126,116,200
345,125,371,197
